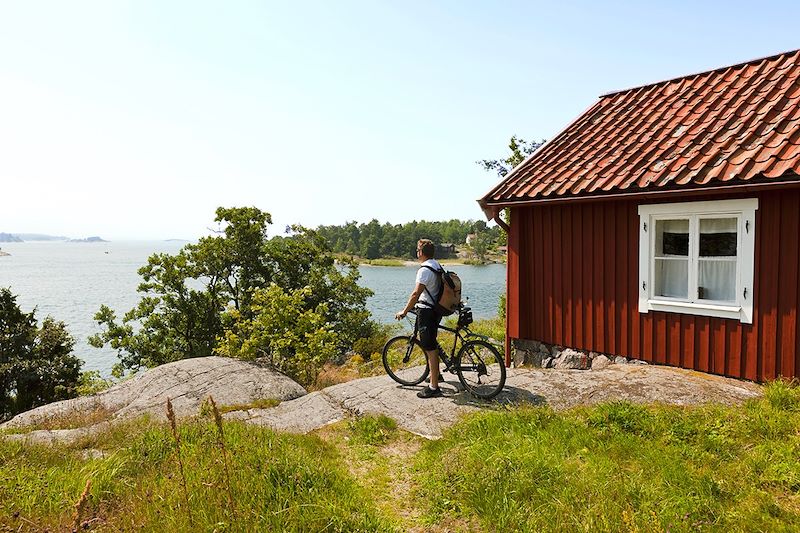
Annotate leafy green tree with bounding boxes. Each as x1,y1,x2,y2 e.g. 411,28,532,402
361,235,381,260
215,284,338,386
478,135,546,178
90,207,374,375
478,135,546,246
468,231,493,263
0,288,82,420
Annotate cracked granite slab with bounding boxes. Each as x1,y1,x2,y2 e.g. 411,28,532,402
1,356,306,444
226,364,762,439
3,358,762,444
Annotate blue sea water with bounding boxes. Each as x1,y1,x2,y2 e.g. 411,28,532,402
0,241,505,375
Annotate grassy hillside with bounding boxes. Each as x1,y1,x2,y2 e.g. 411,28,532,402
1,381,797,532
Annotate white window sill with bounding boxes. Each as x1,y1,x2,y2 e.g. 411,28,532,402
642,299,749,323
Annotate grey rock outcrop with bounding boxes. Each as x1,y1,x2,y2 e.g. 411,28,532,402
228,364,761,439
2,357,763,444
2,356,306,443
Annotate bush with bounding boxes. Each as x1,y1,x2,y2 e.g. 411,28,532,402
352,322,399,360
76,371,115,397
215,284,338,387
0,288,82,421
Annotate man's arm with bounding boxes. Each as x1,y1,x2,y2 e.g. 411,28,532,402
395,282,427,320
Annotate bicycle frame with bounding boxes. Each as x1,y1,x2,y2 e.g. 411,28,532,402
384,307,507,399
408,310,486,365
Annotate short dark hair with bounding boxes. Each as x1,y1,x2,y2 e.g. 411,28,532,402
418,239,435,258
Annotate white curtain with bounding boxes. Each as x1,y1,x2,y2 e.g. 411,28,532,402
655,258,688,298
698,260,736,302
700,217,737,234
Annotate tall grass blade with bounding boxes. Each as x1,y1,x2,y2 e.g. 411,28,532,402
166,397,193,526
72,478,92,531
208,395,236,519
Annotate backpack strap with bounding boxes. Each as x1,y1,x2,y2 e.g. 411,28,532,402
419,264,444,307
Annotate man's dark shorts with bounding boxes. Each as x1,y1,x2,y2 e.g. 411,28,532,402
416,307,441,351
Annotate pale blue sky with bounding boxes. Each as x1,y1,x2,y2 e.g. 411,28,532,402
1,1,798,239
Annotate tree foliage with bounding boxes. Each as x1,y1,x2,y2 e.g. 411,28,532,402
215,285,338,386
90,207,374,378
478,135,547,246
467,231,494,262
315,218,501,259
477,135,546,179
0,288,82,421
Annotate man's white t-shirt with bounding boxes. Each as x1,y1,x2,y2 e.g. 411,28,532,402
416,259,443,308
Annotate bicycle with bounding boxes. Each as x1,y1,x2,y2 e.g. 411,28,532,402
381,306,507,400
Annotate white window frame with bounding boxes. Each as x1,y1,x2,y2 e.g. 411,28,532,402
638,198,758,324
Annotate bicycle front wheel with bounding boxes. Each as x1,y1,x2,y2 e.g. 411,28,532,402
455,340,506,399
382,336,430,386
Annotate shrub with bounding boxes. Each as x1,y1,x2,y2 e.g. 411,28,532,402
215,284,338,387
76,371,115,397
352,322,399,360
0,288,82,421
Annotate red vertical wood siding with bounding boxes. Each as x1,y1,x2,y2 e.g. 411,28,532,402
508,188,800,381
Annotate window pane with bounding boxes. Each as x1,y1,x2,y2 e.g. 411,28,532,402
655,258,688,298
698,260,736,302
655,219,689,256
700,218,737,257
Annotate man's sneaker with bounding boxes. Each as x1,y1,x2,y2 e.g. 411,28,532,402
425,373,445,383
416,386,443,399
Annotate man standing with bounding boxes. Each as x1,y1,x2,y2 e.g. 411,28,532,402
395,239,444,398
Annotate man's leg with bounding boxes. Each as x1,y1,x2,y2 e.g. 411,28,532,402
426,348,440,389
417,308,443,398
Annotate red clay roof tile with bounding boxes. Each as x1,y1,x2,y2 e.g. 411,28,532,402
480,49,800,213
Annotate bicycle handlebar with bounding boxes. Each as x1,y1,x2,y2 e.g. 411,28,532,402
408,304,472,315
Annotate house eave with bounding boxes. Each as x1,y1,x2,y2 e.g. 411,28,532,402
481,176,800,210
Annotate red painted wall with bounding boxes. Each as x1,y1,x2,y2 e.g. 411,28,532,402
507,188,800,381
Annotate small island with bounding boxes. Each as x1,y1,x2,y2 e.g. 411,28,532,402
14,233,68,241
68,236,108,243
0,232,23,243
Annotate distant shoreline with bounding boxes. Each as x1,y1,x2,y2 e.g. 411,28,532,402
337,255,506,267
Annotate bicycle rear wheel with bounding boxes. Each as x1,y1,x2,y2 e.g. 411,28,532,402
382,335,430,386
455,340,506,399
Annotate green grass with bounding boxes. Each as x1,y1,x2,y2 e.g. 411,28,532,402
415,380,800,532
348,414,398,447
0,417,394,532
2,382,798,532
464,315,505,345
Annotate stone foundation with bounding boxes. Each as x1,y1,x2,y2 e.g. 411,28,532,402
512,339,647,370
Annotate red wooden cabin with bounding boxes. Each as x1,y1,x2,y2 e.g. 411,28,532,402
479,49,800,381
